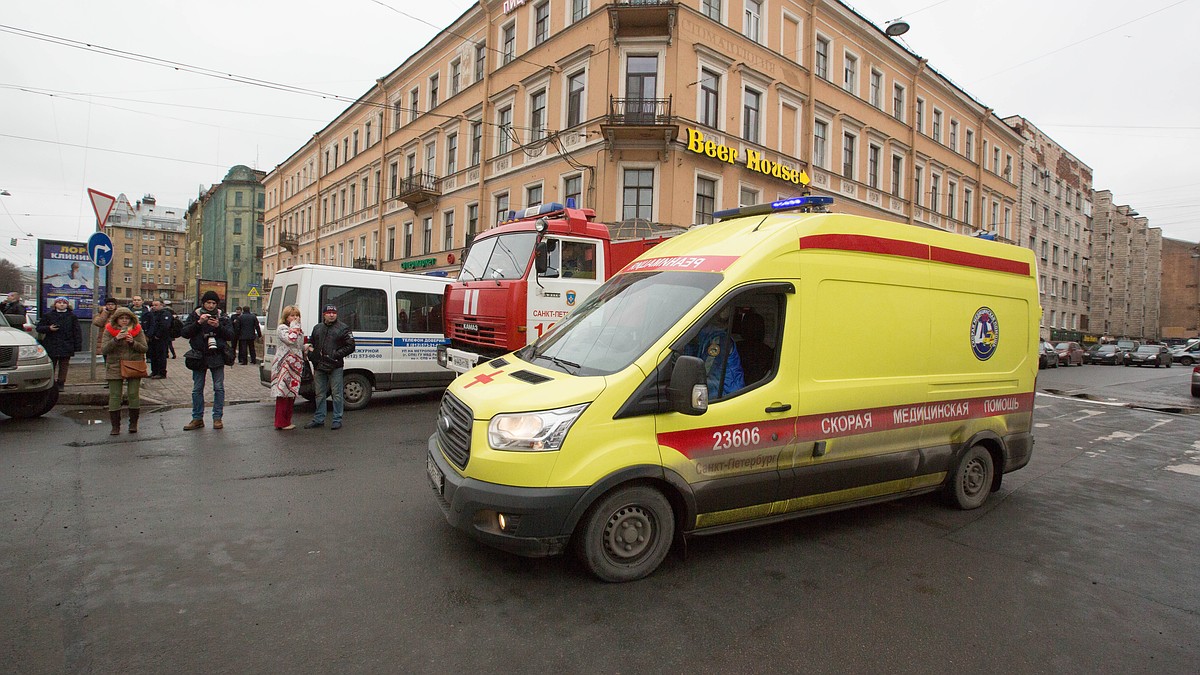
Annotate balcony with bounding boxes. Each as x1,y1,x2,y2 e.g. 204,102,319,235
608,0,677,42
353,257,378,270
397,171,441,209
600,96,677,152
279,231,299,253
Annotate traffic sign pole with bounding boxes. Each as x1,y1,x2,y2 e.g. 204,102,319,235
90,229,100,381
86,189,116,382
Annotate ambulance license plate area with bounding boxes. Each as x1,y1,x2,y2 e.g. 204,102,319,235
427,455,444,495
450,353,475,371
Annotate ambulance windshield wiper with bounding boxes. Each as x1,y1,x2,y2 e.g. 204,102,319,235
537,353,581,375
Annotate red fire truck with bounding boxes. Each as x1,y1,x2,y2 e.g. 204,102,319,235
437,202,682,373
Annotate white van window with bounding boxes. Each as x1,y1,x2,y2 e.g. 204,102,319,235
282,284,299,318
265,286,284,327
397,291,443,333
319,285,387,332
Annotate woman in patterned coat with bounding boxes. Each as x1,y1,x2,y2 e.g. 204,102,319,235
271,305,305,430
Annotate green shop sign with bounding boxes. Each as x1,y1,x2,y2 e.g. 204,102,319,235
401,258,437,270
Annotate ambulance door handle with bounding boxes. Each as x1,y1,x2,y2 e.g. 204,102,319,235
765,403,792,413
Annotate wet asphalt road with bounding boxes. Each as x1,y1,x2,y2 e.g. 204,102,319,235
1,387,1198,673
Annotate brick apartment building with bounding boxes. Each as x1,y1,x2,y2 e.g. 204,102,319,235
1090,189,1161,340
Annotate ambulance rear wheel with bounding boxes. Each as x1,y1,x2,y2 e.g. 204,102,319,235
575,485,674,583
948,445,994,510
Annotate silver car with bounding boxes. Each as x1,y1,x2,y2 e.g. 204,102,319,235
0,312,58,418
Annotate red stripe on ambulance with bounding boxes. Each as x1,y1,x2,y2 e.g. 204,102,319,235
658,392,1035,460
799,234,1031,276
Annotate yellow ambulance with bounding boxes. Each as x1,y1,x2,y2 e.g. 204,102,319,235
427,197,1039,582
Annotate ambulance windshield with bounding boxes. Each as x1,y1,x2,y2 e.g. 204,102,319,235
519,271,721,376
459,232,536,281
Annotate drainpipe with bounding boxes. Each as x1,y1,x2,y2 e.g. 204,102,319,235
907,57,927,225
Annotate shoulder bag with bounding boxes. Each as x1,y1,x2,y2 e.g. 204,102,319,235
120,359,149,379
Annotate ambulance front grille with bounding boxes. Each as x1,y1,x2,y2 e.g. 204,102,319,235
437,392,473,469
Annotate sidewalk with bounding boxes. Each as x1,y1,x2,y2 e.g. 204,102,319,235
61,338,272,408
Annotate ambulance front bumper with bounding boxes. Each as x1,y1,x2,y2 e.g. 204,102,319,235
426,435,586,557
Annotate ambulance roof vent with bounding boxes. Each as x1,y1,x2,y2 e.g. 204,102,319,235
714,196,835,221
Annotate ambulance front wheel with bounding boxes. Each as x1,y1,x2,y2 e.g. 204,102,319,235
575,485,675,583
948,444,994,510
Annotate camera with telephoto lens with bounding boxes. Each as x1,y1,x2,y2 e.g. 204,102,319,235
201,310,220,352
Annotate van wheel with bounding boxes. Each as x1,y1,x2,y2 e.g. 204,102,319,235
0,387,59,419
341,373,372,411
575,486,674,583
947,445,994,510
1182,356,1194,366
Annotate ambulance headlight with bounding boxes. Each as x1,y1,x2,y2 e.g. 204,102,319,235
488,403,588,451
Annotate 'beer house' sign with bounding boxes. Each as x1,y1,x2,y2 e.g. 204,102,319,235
685,128,810,187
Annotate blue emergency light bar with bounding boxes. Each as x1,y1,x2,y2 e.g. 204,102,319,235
500,202,568,225
713,195,834,221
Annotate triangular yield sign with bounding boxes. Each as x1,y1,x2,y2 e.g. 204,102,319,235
87,188,116,230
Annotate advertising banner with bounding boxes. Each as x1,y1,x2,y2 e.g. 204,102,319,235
197,279,228,310
37,239,108,318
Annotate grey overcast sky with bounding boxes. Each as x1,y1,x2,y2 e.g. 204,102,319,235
1,0,1197,269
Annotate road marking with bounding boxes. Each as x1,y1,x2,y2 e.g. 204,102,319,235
1166,464,1200,477
1073,409,1107,423
1144,418,1174,433
1095,430,1139,443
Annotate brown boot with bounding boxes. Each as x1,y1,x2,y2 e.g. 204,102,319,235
183,418,204,431
128,408,140,434
109,410,121,435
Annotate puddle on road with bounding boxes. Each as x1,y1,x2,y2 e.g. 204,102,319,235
63,409,108,426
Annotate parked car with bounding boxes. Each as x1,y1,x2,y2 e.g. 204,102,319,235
1055,341,1085,366
1192,366,1200,397
1086,344,1124,365
1116,339,1141,353
1038,340,1058,369
0,311,59,419
1171,340,1200,366
1125,344,1172,368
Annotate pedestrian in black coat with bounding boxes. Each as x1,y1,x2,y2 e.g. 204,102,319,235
36,297,82,390
237,306,262,364
143,299,171,378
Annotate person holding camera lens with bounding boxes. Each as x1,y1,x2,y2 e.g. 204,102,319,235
181,290,235,430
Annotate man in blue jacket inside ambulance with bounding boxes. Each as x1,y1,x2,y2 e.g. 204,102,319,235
683,306,745,399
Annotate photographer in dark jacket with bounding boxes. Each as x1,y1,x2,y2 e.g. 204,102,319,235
36,297,82,391
304,304,355,430
181,291,235,430
143,299,171,379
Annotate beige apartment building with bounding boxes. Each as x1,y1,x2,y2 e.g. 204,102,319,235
1158,237,1199,340
104,194,188,304
1090,189,1161,340
262,0,1024,289
1002,116,1093,341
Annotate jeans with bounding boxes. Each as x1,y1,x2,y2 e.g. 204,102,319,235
191,366,225,420
311,367,343,425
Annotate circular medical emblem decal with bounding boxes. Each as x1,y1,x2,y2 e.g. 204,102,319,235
970,307,999,361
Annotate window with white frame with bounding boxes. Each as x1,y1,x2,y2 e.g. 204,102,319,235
813,119,828,168
702,0,721,22
742,87,762,143
892,83,905,120
572,0,589,23
423,218,432,254
700,68,720,128
914,165,923,206
930,173,940,212
530,89,547,141
567,70,586,128
744,0,762,42
867,144,880,189
891,154,903,197
949,120,958,153
498,105,513,154
564,174,582,207
964,187,973,225
915,98,924,133
843,52,858,94
870,69,882,108
622,168,654,220
446,133,458,175
739,186,760,207
495,193,509,225
410,88,420,123
444,210,455,250
467,203,479,237
815,37,830,80
534,2,550,45
450,60,461,97
502,23,516,65
429,74,439,109
696,176,716,224
425,141,436,175
842,132,856,179
470,121,482,166
526,184,543,209
932,109,943,143
948,181,957,219
993,147,1001,174
475,42,487,83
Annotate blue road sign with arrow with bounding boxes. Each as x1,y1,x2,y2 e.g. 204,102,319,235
87,231,114,267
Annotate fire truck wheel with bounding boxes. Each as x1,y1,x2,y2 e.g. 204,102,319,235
575,485,674,583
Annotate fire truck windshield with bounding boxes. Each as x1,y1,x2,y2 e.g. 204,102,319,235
459,232,537,281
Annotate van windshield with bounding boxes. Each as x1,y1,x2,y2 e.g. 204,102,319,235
518,271,722,376
459,232,536,281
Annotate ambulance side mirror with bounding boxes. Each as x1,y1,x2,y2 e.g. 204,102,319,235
668,356,708,415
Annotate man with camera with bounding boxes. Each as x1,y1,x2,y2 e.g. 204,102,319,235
181,290,235,430
304,304,355,430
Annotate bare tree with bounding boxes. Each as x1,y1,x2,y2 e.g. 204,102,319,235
0,258,22,292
